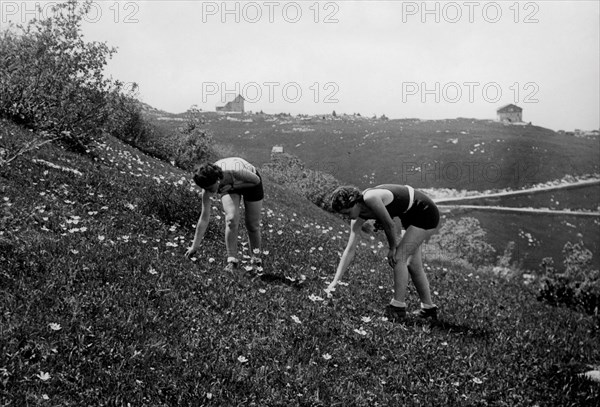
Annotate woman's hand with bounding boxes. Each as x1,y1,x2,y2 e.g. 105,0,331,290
387,248,397,267
185,245,200,259
219,183,234,194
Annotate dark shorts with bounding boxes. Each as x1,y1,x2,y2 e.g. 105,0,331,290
222,172,264,202
399,190,440,230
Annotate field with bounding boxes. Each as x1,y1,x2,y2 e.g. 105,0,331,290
167,112,600,191
1,118,599,406
154,111,600,270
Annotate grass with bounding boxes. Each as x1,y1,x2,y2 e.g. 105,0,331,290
168,113,600,191
1,118,599,406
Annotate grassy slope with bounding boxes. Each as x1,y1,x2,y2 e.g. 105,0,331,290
1,121,599,406
188,112,600,270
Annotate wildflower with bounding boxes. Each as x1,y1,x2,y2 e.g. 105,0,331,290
308,294,324,302
148,267,158,275
291,315,302,324
238,356,248,363
322,353,332,360
361,316,372,323
98,235,105,241
49,323,61,331
36,371,51,381
354,328,367,336
208,258,215,263
472,378,483,384
259,289,266,294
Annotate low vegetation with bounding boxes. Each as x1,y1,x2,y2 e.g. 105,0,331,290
0,2,598,405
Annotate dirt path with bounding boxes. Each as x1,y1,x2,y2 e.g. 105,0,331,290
438,204,600,217
434,179,600,216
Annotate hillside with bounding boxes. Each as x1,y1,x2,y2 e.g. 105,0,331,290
171,113,600,191
1,119,599,405
152,112,600,269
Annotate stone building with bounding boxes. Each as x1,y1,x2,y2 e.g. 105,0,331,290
497,104,523,123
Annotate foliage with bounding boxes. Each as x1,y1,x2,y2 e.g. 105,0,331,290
173,108,214,170
1,121,598,406
0,0,127,154
538,241,600,316
104,88,152,147
428,217,496,267
261,151,341,210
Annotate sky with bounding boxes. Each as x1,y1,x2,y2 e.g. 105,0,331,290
1,0,599,131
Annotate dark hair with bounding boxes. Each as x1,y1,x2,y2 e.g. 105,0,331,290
193,163,223,188
330,186,363,212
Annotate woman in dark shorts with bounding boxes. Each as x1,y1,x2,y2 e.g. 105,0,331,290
185,157,264,271
328,184,441,321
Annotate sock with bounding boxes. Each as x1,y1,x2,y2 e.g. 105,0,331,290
227,257,239,264
390,299,407,308
421,302,436,309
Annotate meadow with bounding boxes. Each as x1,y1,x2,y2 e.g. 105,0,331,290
179,112,600,191
154,111,600,271
1,3,598,404
1,118,599,406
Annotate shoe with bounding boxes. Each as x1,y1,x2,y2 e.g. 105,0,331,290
385,304,407,321
413,306,438,319
224,261,239,272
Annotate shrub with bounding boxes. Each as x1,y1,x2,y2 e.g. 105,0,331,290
0,0,126,153
261,152,341,209
173,111,214,170
428,217,496,267
538,241,599,316
104,89,153,147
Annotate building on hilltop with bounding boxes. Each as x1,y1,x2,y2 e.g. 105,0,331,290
216,94,245,113
497,104,523,123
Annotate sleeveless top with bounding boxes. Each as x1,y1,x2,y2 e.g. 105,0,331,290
367,184,415,218
214,157,257,174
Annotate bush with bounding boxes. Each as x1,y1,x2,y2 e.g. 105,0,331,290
538,241,599,316
428,217,496,267
104,89,153,147
173,112,214,170
261,152,341,209
0,0,127,153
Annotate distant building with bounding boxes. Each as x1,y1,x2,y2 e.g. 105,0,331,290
497,104,523,123
216,94,244,113
271,145,284,154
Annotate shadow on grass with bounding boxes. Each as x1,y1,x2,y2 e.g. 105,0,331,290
428,318,492,339
255,273,307,289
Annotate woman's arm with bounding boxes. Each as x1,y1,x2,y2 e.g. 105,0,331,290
185,190,213,258
225,169,260,191
327,218,365,291
363,192,398,266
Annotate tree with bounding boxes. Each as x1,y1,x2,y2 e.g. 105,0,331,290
0,0,129,156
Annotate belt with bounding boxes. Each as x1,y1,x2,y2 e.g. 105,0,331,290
404,185,415,213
